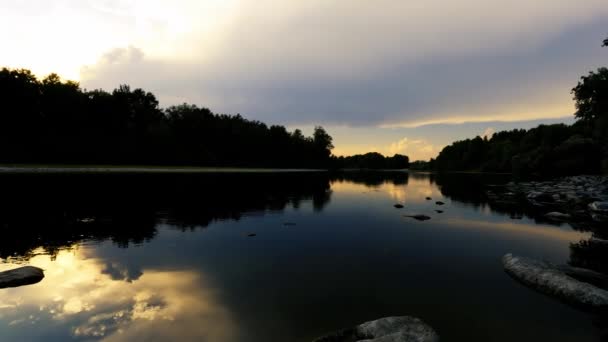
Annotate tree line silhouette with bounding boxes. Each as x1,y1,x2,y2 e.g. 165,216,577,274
412,37,608,176
0,69,338,167
0,68,412,169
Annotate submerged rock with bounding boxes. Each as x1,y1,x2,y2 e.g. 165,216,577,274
247,233,257,237
0,266,45,289
544,212,572,221
394,204,404,209
312,316,439,342
404,215,431,221
435,201,445,206
502,253,608,311
435,210,443,214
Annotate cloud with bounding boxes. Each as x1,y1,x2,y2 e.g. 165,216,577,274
75,0,608,129
482,127,496,139
388,138,438,161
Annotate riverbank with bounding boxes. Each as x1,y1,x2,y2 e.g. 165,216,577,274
486,175,608,225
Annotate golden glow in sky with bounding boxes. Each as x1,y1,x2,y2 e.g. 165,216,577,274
0,0,238,80
1,0,607,160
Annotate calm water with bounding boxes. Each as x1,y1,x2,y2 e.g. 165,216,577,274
0,171,602,341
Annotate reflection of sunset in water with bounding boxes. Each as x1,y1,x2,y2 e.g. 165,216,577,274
0,172,600,342
0,247,237,341
331,175,441,204
443,218,591,242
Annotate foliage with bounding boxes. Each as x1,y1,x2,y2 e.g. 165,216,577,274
433,37,608,175
0,68,334,167
433,123,603,175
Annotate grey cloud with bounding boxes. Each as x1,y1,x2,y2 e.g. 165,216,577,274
80,0,608,127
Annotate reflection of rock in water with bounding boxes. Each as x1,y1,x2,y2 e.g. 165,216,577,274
503,254,608,312
403,215,431,221
503,252,608,339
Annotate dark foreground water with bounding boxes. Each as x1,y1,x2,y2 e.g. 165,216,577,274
0,171,603,341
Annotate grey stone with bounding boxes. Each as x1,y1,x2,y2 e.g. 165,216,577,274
544,212,571,221
312,316,439,342
0,266,45,289
502,254,608,311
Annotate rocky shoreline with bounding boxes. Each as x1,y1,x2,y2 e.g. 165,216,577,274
487,175,608,224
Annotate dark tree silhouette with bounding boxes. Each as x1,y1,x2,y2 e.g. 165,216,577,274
0,68,336,168
572,68,608,123
432,36,608,175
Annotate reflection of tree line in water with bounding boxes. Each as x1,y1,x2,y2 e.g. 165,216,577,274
0,172,409,260
1,171,603,279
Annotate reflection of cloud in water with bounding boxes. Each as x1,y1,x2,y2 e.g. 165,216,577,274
101,261,143,283
0,247,238,341
331,177,440,203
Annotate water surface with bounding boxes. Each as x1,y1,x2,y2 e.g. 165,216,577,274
0,172,601,341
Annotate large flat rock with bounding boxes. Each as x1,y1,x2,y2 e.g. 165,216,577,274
0,266,45,289
503,253,608,311
313,316,439,342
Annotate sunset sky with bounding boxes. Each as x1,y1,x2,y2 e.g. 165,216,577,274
2,0,607,160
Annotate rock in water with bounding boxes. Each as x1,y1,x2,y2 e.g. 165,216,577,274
502,254,608,311
435,201,445,205
312,316,439,342
404,215,431,221
394,204,404,209
544,212,571,221
0,266,45,289
589,201,608,213
425,197,432,200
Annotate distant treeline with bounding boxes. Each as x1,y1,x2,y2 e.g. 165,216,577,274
0,68,336,167
412,37,608,176
331,152,409,169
